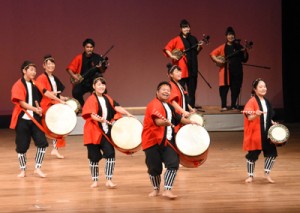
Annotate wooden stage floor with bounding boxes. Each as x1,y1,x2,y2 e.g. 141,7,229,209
0,122,300,213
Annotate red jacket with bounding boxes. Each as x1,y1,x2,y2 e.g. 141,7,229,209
163,36,189,78
10,79,44,129
82,94,122,145
210,44,229,86
243,97,262,151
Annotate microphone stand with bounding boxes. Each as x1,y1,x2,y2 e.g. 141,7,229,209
242,63,271,69
198,70,212,89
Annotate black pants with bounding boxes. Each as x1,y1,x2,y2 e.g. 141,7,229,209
72,83,92,107
86,135,115,162
219,85,241,108
144,143,179,176
179,76,198,108
15,117,48,153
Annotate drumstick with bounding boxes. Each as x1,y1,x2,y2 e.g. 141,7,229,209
34,101,43,116
92,113,112,125
153,110,175,128
241,110,267,114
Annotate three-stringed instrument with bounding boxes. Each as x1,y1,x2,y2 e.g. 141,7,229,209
172,34,210,60
215,40,253,67
70,45,114,85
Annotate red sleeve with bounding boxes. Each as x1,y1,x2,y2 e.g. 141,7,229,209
66,54,82,74
210,44,225,57
11,79,26,104
82,95,98,119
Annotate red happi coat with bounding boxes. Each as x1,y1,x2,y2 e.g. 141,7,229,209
10,78,44,129
210,44,229,86
82,94,122,145
163,36,189,78
168,80,187,133
66,54,83,75
243,96,263,151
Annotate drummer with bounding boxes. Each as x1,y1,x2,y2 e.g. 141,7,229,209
36,54,69,159
243,78,278,183
166,63,196,133
81,77,133,189
10,60,65,178
142,81,200,199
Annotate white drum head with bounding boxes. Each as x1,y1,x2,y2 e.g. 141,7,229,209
66,98,81,113
45,103,77,135
176,124,210,156
268,124,290,143
188,113,204,126
111,117,143,150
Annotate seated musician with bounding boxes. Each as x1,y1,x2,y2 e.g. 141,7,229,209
66,38,107,108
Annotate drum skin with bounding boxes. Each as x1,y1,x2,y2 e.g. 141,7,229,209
268,124,290,145
188,113,204,126
42,103,77,138
111,117,143,154
66,98,81,114
176,124,210,168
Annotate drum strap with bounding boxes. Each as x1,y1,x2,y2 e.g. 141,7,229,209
165,140,201,167
21,109,47,134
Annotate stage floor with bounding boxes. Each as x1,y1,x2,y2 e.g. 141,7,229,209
0,122,300,212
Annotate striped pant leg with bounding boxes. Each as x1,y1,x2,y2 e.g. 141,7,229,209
52,139,57,149
264,156,276,175
164,169,177,190
89,160,99,182
246,160,255,177
149,175,161,191
105,158,115,180
35,147,46,169
18,153,27,171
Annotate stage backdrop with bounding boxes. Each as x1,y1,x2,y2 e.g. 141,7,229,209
0,0,281,115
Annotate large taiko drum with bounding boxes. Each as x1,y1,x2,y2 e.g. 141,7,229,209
66,98,81,114
268,124,290,146
176,124,210,168
188,113,205,126
111,117,143,154
42,103,77,139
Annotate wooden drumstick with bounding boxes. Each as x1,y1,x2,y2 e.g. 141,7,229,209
153,110,175,128
241,110,266,115
92,113,112,125
34,100,43,116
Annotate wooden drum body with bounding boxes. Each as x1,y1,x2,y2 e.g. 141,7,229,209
43,103,77,139
111,117,143,155
268,124,290,145
176,124,210,168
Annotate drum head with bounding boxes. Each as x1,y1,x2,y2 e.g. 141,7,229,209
66,98,81,113
268,124,290,143
111,117,143,150
188,113,204,126
45,103,77,135
176,124,210,156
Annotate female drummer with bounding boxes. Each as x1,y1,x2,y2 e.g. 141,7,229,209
82,77,133,189
36,55,68,159
243,78,278,183
167,63,196,133
142,81,199,199
10,60,65,178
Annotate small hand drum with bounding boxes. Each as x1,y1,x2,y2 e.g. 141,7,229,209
268,124,290,145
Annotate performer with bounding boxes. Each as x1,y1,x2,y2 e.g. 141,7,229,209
164,19,204,111
243,78,278,183
10,60,65,178
36,54,68,159
167,63,196,133
66,38,107,108
81,77,133,188
210,26,249,111
142,81,199,199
